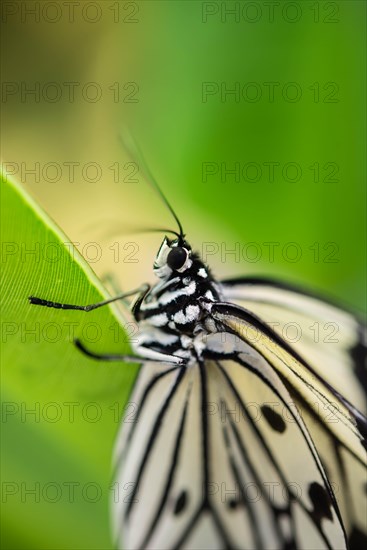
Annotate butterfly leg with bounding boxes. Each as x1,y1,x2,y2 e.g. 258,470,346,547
131,285,151,321
75,339,185,365
75,338,145,363
28,285,150,312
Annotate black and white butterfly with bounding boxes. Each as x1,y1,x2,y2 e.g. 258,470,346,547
30,157,366,549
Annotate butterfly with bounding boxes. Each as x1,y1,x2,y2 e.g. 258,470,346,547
30,149,366,550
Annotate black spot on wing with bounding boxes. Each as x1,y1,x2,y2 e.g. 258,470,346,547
272,506,296,549
348,525,367,550
174,490,188,515
308,482,333,522
261,405,287,433
227,498,239,510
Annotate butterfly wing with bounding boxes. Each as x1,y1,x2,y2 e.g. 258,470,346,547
113,329,354,548
112,361,205,549
221,277,367,415
210,301,367,548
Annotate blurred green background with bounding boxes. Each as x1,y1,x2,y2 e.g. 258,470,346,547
1,1,366,549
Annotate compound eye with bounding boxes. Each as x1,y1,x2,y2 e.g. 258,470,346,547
167,247,189,271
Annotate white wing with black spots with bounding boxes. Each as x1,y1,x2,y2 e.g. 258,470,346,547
113,333,350,549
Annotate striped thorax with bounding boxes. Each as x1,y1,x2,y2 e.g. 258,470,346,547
134,237,222,363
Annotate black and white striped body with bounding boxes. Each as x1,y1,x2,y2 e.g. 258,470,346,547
133,237,222,362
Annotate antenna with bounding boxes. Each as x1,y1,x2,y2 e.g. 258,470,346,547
119,130,185,240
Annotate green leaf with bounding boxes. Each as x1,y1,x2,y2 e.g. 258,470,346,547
1,174,137,549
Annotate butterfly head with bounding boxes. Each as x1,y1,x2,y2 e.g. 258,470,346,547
153,237,193,279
